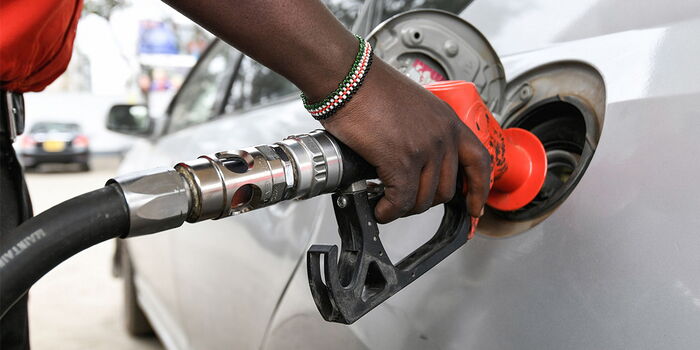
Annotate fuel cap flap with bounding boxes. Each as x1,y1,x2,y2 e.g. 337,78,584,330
368,10,505,111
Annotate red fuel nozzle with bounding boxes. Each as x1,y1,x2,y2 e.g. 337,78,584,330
425,81,547,211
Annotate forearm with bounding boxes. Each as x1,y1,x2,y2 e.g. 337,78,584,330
162,0,358,101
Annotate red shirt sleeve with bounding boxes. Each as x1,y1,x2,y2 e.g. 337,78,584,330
0,0,83,93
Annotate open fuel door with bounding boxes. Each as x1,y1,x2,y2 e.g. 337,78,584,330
368,9,506,111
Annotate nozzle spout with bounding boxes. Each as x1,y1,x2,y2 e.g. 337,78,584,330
425,80,547,211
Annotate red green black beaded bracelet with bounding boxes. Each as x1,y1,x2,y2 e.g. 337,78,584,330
301,35,374,120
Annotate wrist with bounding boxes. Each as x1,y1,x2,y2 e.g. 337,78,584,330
301,36,374,120
295,33,360,103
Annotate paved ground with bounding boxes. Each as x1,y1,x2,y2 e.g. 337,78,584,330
24,156,164,350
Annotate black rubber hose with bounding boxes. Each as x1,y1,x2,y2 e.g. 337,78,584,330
0,184,129,318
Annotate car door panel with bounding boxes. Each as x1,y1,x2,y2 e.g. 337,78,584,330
152,101,321,349
122,1,700,349
263,7,700,349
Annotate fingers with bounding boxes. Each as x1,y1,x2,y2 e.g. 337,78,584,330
409,151,459,215
457,126,492,218
374,168,420,224
374,127,489,223
433,151,458,205
409,160,441,215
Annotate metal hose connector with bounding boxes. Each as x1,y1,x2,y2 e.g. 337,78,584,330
110,130,346,234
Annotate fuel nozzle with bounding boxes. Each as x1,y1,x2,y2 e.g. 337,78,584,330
108,80,545,325
112,81,546,238
425,81,547,211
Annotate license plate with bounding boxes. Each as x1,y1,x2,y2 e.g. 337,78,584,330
43,140,66,152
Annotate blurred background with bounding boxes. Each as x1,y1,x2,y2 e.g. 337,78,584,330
20,0,209,348
21,0,210,156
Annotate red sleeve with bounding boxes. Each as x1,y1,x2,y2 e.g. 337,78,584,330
0,0,83,93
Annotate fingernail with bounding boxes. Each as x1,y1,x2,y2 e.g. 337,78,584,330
468,216,480,240
479,206,485,217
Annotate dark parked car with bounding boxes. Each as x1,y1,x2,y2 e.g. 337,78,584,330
19,122,90,171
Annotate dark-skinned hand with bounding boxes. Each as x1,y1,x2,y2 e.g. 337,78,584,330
162,0,492,223
321,58,492,223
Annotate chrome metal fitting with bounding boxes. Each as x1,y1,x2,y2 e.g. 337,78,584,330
110,130,348,234
176,144,292,221
176,130,345,223
108,168,191,237
278,129,344,199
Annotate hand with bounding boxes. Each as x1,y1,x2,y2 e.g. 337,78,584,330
320,58,492,223
162,0,490,223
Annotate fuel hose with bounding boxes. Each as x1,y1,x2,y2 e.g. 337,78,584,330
0,184,129,318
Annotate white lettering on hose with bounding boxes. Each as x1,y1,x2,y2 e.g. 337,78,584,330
0,229,47,268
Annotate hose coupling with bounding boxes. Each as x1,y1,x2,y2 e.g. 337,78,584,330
108,167,191,237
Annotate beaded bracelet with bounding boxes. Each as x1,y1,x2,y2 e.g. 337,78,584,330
301,35,374,120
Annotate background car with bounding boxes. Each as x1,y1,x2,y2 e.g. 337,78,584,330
19,121,91,171
108,0,700,349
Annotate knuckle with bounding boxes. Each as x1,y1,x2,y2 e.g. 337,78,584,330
398,188,418,212
387,194,414,214
455,120,471,136
398,197,415,213
477,147,492,171
390,173,411,188
432,136,445,150
385,185,418,214
446,122,461,140
395,154,414,170
414,200,432,214
436,186,456,203
448,118,463,134
408,147,423,160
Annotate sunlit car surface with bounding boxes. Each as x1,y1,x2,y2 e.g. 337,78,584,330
19,121,90,171
113,0,700,349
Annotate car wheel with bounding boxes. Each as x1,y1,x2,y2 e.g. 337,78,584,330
120,244,155,336
79,162,90,172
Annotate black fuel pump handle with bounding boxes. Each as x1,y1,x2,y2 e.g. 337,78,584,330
307,139,471,324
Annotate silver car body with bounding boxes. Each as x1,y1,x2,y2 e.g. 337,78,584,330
118,0,700,349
